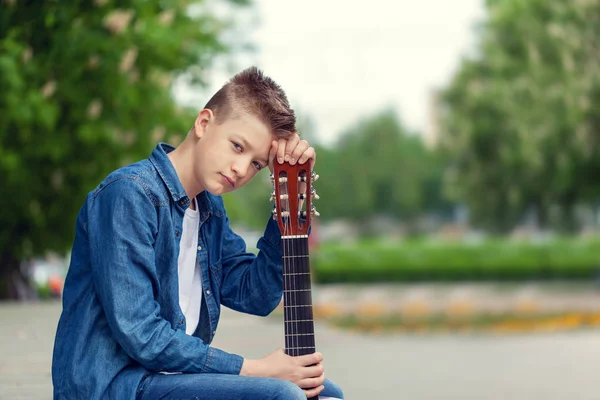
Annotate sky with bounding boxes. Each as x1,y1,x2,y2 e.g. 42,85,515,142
177,0,486,146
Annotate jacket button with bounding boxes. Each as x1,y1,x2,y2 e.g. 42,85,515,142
175,231,180,237
205,290,211,295
180,319,185,324
197,245,202,251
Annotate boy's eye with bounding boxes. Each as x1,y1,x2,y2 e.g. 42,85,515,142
253,161,263,170
232,142,243,151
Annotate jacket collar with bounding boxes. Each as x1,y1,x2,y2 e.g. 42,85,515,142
149,142,214,214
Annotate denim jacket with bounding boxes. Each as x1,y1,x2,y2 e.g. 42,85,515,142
52,143,284,399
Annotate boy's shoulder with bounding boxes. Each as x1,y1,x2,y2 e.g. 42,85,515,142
90,158,227,215
91,159,166,204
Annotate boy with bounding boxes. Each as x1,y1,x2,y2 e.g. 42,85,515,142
52,67,344,400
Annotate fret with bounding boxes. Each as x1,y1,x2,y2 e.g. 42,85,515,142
286,346,316,350
282,235,309,239
284,307,314,322
285,319,313,323
284,320,314,332
285,347,316,357
283,297,312,305
283,272,311,276
283,278,311,289
282,254,309,258
285,333,315,337
284,289,313,303
283,304,312,308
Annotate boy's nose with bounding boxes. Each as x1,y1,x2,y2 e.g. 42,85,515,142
232,162,249,178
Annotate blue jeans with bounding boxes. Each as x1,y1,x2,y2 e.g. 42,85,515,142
136,373,344,400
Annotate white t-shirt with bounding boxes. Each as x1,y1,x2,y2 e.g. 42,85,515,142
177,198,202,335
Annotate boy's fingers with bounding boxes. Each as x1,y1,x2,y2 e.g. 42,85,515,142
298,351,323,366
300,364,324,379
296,146,315,166
298,376,325,390
277,138,287,164
279,133,300,163
290,140,309,165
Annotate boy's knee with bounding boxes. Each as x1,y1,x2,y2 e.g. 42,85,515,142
270,380,305,400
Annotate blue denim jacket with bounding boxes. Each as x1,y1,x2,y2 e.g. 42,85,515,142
52,143,284,399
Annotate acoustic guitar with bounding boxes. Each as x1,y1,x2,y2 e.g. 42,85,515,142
271,162,320,400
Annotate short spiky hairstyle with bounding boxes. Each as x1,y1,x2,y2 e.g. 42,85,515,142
204,67,296,139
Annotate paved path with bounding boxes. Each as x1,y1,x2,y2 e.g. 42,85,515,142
3,284,600,399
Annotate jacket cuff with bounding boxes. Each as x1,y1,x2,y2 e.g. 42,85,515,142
262,217,282,250
203,347,244,374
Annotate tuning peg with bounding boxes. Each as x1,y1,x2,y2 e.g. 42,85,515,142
311,188,320,200
270,173,275,186
271,205,277,220
269,191,276,202
311,171,319,182
311,206,320,217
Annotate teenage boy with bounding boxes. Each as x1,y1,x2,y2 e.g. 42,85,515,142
52,67,344,400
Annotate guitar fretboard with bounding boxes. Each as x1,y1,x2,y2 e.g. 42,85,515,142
282,236,316,357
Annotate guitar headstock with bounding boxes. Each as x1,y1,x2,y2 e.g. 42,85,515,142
270,162,320,236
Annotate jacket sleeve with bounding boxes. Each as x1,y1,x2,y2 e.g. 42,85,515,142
88,178,243,374
218,209,285,316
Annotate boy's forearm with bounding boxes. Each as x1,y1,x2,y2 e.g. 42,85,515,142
219,217,284,315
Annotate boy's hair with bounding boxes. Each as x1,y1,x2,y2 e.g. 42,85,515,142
204,67,296,139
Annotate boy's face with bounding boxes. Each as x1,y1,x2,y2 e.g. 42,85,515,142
192,110,273,195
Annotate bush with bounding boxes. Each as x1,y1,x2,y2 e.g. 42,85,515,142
311,238,600,283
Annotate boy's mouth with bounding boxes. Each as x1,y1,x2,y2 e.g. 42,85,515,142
221,173,235,187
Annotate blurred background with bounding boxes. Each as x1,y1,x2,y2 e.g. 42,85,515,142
2,0,600,398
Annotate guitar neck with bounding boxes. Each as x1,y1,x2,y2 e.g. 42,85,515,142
282,235,316,357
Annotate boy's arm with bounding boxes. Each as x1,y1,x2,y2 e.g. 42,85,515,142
219,213,284,316
88,178,243,374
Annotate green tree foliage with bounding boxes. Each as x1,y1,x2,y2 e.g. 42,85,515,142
441,0,600,232
0,0,250,298
315,109,444,223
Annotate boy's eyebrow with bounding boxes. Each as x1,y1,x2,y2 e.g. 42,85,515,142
238,135,269,166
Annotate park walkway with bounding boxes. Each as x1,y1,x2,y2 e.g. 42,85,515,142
2,283,600,399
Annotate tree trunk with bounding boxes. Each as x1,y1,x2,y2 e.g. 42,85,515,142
0,253,36,300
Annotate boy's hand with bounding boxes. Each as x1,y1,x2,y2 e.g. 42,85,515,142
240,349,325,398
268,132,316,173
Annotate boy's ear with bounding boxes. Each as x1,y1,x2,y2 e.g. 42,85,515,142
193,109,214,139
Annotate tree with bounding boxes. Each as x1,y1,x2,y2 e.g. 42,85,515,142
440,0,600,232
315,109,444,225
0,0,251,298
